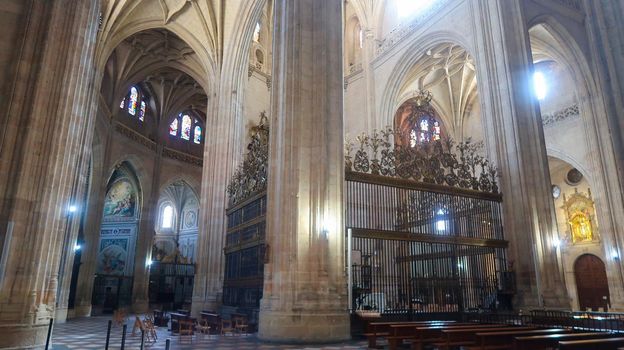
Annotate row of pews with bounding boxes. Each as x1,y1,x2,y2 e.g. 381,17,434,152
364,320,624,349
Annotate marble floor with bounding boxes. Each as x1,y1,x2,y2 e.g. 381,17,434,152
51,316,370,350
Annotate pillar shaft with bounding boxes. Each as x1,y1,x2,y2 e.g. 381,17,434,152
258,0,349,342
0,0,100,347
472,0,568,309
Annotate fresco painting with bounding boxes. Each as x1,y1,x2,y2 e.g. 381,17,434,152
103,179,136,218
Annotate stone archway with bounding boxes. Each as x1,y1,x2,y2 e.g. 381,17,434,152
574,254,610,311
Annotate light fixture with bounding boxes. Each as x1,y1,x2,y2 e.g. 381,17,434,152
146,259,153,267
552,237,561,249
68,204,78,213
533,71,547,101
73,244,81,252
612,250,620,261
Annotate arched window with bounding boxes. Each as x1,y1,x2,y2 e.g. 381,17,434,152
128,87,138,115
118,86,149,122
253,22,261,42
169,119,178,136
168,113,203,144
394,98,443,147
139,101,146,122
194,125,202,144
181,115,192,140
409,115,441,146
162,205,174,229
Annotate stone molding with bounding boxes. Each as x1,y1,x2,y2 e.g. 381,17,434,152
541,103,580,126
114,122,202,166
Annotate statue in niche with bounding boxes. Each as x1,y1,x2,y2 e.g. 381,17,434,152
562,188,597,244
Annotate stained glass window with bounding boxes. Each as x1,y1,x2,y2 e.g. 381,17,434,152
169,119,178,136
194,126,202,144
119,98,125,109
181,115,192,140
409,115,441,147
128,87,138,116
139,101,146,122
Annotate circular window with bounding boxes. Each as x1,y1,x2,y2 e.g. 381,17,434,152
565,168,583,186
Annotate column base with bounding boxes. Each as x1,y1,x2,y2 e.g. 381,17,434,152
54,307,68,323
0,323,50,349
72,304,92,318
258,309,350,343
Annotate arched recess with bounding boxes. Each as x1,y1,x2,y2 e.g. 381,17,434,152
150,180,199,310
380,37,482,145
91,162,142,314
574,254,610,311
528,18,624,309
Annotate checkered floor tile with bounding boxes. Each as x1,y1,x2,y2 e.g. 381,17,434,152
51,316,369,349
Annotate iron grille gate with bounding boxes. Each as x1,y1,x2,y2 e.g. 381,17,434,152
346,172,509,318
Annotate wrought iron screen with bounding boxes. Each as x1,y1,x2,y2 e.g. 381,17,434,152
346,171,509,317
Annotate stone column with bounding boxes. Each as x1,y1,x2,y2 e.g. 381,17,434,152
471,0,568,309
131,145,161,313
0,0,100,347
258,0,349,342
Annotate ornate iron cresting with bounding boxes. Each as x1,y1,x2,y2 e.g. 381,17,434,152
345,128,499,193
226,112,269,205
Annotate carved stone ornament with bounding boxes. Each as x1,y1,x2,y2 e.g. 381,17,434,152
345,128,499,193
226,112,269,205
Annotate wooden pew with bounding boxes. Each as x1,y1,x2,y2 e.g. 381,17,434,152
364,320,457,348
466,328,573,350
400,324,509,350
433,326,534,350
513,332,614,350
558,337,624,350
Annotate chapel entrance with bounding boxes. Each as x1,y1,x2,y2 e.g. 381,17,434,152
574,254,610,311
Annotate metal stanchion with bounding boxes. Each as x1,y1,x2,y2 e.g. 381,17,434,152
165,338,171,350
121,324,127,350
45,318,54,350
105,320,112,350
140,329,145,350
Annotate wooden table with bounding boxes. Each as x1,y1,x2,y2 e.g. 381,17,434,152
170,312,196,334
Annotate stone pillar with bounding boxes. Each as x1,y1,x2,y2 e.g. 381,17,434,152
258,0,349,342
0,0,100,347
472,0,568,309
131,145,162,313
584,0,624,310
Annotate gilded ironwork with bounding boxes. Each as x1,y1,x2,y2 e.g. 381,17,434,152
226,112,269,205
345,128,499,193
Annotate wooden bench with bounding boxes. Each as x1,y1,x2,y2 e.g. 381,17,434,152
466,328,573,350
364,320,457,348
558,337,624,350
513,332,614,350
432,326,533,350
399,324,507,350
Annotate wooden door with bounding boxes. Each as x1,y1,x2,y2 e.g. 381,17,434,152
574,254,610,311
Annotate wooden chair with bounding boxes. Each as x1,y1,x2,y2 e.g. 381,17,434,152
179,319,195,343
221,319,235,336
112,309,127,326
233,315,249,335
143,316,158,342
131,316,144,336
197,319,211,338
